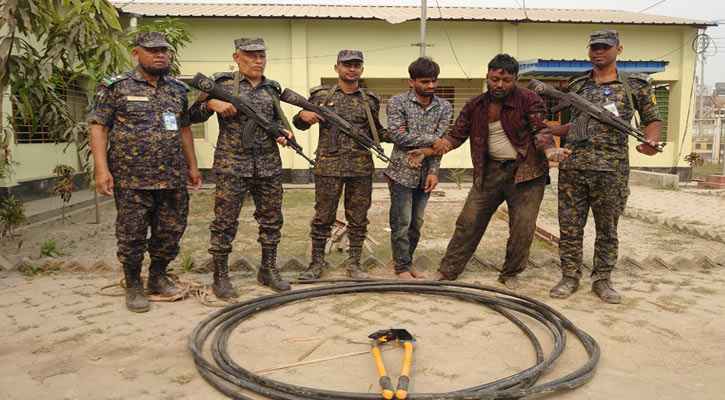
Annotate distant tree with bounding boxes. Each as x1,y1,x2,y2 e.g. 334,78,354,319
134,17,194,76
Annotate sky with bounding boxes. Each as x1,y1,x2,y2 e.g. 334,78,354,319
119,0,725,88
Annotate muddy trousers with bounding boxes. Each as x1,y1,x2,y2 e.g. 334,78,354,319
209,174,283,256
310,175,372,247
558,169,629,281
113,188,189,267
388,179,430,274
438,159,546,280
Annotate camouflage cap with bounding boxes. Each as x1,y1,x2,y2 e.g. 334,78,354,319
337,49,364,62
133,31,171,48
234,38,269,51
588,30,620,47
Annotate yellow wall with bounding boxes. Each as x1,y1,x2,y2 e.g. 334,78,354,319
1,16,700,187
173,17,698,172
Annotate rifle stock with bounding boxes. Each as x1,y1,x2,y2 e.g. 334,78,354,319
188,73,316,166
280,88,394,164
527,79,665,153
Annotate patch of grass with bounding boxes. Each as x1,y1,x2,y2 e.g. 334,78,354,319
39,239,70,257
691,162,723,180
659,182,679,191
16,324,39,332
689,286,718,295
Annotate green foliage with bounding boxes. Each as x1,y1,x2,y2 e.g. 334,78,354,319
0,0,131,181
447,168,468,190
39,239,70,258
172,252,205,274
23,260,63,277
0,195,26,239
53,164,76,204
661,182,679,191
133,17,194,76
684,152,705,168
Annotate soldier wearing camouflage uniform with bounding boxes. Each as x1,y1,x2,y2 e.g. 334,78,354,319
89,31,203,313
549,30,662,303
293,50,388,280
189,38,292,297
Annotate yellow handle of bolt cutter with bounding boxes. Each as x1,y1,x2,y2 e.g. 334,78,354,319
372,343,394,399
395,341,414,399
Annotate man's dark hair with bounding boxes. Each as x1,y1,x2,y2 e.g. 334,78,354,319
487,54,519,75
408,56,440,79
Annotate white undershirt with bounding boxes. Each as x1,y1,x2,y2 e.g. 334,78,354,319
487,121,518,160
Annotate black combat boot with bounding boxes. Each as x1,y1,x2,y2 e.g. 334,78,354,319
592,279,622,304
298,241,326,280
147,259,182,297
212,254,238,299
346,245,369,279
123,263,150,313
257,246,291,292
549,276,579,299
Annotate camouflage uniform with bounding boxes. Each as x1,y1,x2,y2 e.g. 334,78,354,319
558,66,661,281
88,65,191,267
292,80,386,247
188,72,286,254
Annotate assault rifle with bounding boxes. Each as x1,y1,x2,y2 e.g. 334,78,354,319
279,88,394,165
527,79,666,153
188,72,315,166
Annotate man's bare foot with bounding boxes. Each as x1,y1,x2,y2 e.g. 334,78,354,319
409,266,427,279
433,271,449,281
502,276,522,290
396,271,415,280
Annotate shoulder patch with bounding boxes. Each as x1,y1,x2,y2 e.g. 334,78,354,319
210,71,235,82
568,70,590,90
265,79,282,94
625,71,653,85
168,77,190,92
100,74,126,88
363,89,381,103
310,84,332,95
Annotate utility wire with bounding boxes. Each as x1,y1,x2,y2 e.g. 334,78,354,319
434,0,471,81
638,0,667,13
522,0,530,20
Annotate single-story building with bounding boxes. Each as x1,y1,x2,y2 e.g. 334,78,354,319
0,2,711,200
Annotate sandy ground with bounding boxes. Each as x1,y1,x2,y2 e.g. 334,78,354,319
1,179,725,399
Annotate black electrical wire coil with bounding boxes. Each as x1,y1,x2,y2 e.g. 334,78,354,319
189,279,600,399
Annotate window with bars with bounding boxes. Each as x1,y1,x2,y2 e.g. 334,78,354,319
320,77,484,132
14,77,88,144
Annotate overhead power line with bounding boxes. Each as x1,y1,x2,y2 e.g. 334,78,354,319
638,0,667,13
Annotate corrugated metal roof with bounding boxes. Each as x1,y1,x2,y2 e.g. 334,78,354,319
111,2,712,26
518,59,668,77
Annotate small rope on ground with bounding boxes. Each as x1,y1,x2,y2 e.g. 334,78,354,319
97,274,233,307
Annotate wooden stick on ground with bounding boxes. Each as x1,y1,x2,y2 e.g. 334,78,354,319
297,336,329,361
253,349,370,374
282,335,326,343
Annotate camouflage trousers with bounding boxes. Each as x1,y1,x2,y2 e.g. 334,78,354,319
558,169,630,280
113,187,189,266
209,173,283,255
438,159,546,281
310,175,372,247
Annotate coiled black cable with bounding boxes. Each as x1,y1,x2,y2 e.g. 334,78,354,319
189,279,599,399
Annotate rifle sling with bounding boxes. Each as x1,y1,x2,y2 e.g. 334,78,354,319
234,71,293,149
323,85,340,152
619,71,641,129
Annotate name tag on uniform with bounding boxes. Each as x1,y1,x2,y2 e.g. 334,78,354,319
163,112,178,130
126,96,149,102
603,101,620,117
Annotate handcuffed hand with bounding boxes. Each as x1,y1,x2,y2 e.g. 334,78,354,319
433,138,452,155
544,147,571,162
406,149,425,167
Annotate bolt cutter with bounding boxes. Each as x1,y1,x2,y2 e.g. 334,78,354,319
369,329,416,400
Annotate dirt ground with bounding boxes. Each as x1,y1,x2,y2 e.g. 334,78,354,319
1,183,724,399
